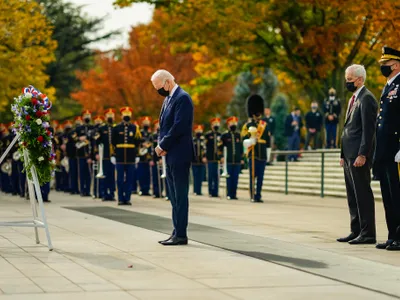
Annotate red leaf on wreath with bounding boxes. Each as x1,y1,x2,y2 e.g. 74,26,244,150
25,115,31,121
31,99,38,105
46,130,51,136
36,111,42,117
37,136,44,143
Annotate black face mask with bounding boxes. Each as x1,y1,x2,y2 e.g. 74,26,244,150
157,87,169,97
123,116,131,122
196,132,202,138
230,125,237,132
329,93,335,97
65,128,71,134
107,117,113,124
380,64,394,78
345,81,357,92
213,126,219,131
143,125,150,131
84,118,91,124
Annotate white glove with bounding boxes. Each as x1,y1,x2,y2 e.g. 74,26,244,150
395,150,400,163
111,156,116,165
135,157,140,164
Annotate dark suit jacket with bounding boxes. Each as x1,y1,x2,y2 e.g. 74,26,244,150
159,86,194,165
341,86,378,161
284,114,303,137
374,75,400,163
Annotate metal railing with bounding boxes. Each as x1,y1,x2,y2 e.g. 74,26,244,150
270,149,341,198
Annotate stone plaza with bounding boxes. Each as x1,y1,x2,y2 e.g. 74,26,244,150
0,189,399,300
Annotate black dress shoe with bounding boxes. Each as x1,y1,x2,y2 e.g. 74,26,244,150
386,240,400,251
251,199,264,203
348,236,376,245
160,236,188,246
337,233,358,242
158,235,174,244
376,240,393,249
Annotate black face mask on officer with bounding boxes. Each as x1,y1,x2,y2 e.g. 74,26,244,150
123,116,131,122
143,125,150,131
213,125,219,131
230,125,237,132
196,132,202,138
157,80,170,97
84,117,91,124
107,117,113,124
380,64,395,78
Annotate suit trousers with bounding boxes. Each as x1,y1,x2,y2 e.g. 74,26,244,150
166,162,190,238
207,162,219,196
68,158,79,194
116,164,134,203
248,159,266,201
287,133,300,160
343,158,376,238
192,164,205,195
227,164,241,198
377,161,400,240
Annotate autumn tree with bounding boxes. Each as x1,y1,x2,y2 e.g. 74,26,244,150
0,0,56,122
72,24,232,124
38,0,118,120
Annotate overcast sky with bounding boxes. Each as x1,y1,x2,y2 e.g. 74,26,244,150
67,0,154,50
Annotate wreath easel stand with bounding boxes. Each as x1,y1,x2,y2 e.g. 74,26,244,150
0,134,53,251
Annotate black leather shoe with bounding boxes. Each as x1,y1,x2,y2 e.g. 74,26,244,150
158,235,174,244
337,233,358,242
160,236,188,246
348,236,376,245
251,199,264,203
386,240,400,251
376,240,393,249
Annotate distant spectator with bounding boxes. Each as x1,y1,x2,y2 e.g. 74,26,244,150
323,87,341,148
264,107,275,164
304,101,323,150
284,107,303,161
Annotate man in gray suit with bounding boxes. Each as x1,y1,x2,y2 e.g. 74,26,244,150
338,64,378,245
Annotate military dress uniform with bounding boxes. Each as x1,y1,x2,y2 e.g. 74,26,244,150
373,47,400,251
192,125,206,196
221,117,243,200
324,88,341,148
61,120,73,193
205,118,222,197
0,125,12,194
112,107,141,204
54,126,64,192
75,110,94,197
91,116,104,198
137,116,152,196
151,120,165,198
8,128,21,196
66,120,79,194
97,109,116,201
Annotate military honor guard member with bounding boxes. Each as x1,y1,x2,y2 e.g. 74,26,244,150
324,87,341,148
91,115,104,198
75,110,93,197
54,124,64,192
192,124,206,196
264,108,275,164
66,120,80,194
205,117,222,197
0,123,12,194
97,108,116,201
373,47,400,251
137,116,152,196
221,116,243,200
112,107,141,205
61,120,73,193
241,95,270,203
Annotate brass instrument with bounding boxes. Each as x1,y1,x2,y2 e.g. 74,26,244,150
96,144,105,179
221,146,229,178
243,126,258,201
1,161,11,176
61,157,69,173
13,151,21,161
161,156,167,178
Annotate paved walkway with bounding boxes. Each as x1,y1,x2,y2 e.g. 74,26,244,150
0,189,398,300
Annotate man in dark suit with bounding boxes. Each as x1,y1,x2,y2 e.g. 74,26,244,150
373,47,400,251
285,107,303,161
152,69,194,246
338,64,378,245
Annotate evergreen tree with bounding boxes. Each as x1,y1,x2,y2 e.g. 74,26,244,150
271,93,289,152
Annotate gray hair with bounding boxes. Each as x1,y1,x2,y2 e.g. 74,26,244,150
151,69,175,82
345,64,367,82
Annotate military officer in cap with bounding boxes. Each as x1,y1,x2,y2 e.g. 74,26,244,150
97,109,116,201
324,87,341,148
75,110,93,197
374,46,400,251
60,120,73,193
204,118,222,197
221,116,243,200
65,117,82,195
91,115,104,198
54,124,64,192
242,95,270,203
112,107,141,205
192,124,206,196
137,116,152,196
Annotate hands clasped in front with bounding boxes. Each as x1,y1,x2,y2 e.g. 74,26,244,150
340,155,366,168
155,145,167,157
